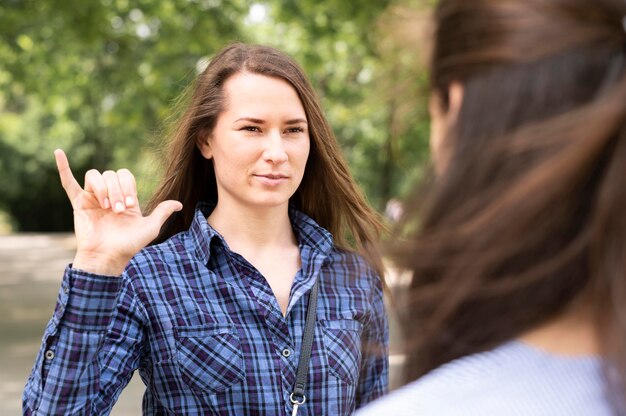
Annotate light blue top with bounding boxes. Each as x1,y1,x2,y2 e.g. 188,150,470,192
357,340,613,416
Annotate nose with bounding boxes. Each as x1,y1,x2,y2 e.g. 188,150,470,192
262,130,288,164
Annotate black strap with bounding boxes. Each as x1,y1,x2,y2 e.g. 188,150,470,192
289,276,320,408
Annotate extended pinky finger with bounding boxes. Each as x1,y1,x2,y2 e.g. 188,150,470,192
54,149,82,202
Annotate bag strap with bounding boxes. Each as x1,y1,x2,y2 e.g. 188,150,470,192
289,276,320,414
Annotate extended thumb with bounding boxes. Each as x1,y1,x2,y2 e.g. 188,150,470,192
148,200,183,228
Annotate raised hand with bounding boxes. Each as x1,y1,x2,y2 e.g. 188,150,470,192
55,149,182,275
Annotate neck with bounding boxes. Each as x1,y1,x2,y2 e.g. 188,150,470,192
518,298,600,357
207,200,296,254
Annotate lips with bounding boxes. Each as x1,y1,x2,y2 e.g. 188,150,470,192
256,173,288,179
253,173,290,186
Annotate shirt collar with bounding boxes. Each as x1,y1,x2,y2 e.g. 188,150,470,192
288,205,334,255
188,201,224,265
187,202,334,264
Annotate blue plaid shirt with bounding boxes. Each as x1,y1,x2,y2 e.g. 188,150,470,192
24,204,388,415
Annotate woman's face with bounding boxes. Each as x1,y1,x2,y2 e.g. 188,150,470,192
198,72,310,211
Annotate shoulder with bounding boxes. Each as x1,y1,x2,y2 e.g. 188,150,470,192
320,248,385,329
325,248,379,280
357,341,610,416
291,207,380,286
324,248,383,293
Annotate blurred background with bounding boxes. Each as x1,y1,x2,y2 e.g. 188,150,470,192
0,0,433,413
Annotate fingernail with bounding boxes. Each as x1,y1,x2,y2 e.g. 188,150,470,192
125,196,134,206
114,201,125,212
104,197,111,209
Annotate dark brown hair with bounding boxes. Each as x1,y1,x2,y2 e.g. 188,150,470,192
145,43,385,277
395,0,626,405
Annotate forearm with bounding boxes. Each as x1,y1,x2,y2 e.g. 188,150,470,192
23,266,130,414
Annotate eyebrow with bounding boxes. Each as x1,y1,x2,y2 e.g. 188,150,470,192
285,118,308,125
234,117,308,125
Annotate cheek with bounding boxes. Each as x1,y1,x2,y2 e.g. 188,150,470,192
302,140,311,162
211,154,239,182
299,143,311,172
290,138,310,166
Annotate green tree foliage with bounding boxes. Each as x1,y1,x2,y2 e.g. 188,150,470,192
0,0,246,230
0,0,431,231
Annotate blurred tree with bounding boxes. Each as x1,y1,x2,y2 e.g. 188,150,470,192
0,0,247,231
374,2,433,205
0,0,432,231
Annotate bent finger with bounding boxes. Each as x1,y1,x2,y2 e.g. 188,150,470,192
116,168,137,208
102,170,126,213
84,169,110,209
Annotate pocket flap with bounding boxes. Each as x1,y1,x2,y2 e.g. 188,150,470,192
322,319,362,332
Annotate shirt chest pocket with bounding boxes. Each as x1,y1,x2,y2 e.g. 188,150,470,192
174,324,245,393
322,319,363,385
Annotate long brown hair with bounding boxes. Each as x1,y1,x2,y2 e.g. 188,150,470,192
146,43,385,277
395,0,626,403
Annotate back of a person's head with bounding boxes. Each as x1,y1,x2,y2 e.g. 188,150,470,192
396,0,626,407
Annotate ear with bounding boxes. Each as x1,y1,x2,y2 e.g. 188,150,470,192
196,129,213,160
428,82,463,123
447,82,463,122
429,82,464,175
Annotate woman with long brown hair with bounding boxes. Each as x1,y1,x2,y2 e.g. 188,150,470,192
359,0,626,414
23,43,388,415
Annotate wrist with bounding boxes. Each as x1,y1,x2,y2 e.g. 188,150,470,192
72,251,131,276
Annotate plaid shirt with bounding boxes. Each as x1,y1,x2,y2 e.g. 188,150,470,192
23,204,388,415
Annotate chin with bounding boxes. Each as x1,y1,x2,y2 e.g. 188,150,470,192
249,195,293,209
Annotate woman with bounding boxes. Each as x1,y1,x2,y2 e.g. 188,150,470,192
358,0,626,415
23,43,388,415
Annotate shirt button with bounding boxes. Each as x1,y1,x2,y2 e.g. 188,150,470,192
281,348,291,358
45,350,55,360
63,286,69,294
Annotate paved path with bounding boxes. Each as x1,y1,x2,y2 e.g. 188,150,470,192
0,234,403,414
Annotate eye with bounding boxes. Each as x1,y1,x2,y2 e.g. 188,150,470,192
241,125,261,132
285,127,305,134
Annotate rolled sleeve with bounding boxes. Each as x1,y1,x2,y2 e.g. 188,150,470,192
62,265,123,330
23,264,128,414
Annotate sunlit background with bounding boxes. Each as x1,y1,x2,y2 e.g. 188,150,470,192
0,0,432,413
